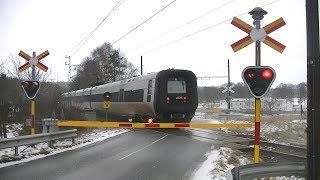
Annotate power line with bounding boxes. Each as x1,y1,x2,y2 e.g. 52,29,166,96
112,0,177,45
67,0,125,57
138,0,281,56
131,0,236,51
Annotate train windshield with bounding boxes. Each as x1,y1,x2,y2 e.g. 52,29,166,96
167,80,186,93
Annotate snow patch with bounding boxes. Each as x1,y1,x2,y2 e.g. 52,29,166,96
0,127,129,168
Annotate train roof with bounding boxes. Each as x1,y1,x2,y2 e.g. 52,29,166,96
62,69,194,96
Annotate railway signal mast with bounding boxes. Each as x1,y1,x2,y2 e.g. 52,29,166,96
231,7,286,164
18,50,49,135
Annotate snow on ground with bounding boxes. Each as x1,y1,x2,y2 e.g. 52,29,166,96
191,110,306,179
191,146,251,180
1,112,307,179
0,126,129,168
4,123,23,138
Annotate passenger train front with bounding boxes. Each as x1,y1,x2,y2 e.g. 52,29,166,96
62,69,198,123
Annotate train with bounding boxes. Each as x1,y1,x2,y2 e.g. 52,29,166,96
62,69,198,123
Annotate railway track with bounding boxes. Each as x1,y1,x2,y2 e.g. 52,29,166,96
157,128,307,161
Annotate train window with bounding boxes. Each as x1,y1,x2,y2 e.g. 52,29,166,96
147,80,152,102
167,80,186,93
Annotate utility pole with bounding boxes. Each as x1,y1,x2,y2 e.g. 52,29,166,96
306,0,320,179
141,56,143,76
65,55,71,86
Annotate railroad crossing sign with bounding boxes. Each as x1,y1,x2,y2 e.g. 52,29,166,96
103,101,111,109
222,85,235,93
231,17,286,53
18,50,49,72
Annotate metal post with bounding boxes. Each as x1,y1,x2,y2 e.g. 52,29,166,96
31,99,35,135
15,147,18,155
254,98,261,163
249,7,267,164
65,55,71,87
31,52,36,135
227,59,231,110
0,124,2,138
3,123,7,138
32,52,36,80
141,56,143,76
306,0,320,179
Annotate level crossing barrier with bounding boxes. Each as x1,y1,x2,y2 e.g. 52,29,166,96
57,121,252,128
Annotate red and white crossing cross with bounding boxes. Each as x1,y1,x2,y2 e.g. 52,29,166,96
18,50,49,72
231,17,286,53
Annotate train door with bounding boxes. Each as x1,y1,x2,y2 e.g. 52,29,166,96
147,80,152,102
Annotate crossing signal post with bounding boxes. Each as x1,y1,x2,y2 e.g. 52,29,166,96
231,7,285,163
18,50,49,135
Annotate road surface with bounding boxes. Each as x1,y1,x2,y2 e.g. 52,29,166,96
0,129,211,180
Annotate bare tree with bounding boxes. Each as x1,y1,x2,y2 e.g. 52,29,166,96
271,83,295,101
70,57,102,90
296,82,307,104
0,58,7,75
70,41,139,90
263,98,278,115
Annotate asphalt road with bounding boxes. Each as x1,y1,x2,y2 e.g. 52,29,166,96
0,129,211,180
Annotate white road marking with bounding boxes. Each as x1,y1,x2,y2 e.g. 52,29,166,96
119,134,168,160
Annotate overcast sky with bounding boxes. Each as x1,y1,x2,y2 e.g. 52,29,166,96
0,0,306,87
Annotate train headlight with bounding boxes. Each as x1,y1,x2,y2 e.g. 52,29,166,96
147,117,153,123
103,92,112,101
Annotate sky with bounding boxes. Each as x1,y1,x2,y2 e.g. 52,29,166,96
0,0,306,87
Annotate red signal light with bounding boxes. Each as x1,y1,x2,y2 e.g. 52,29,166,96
261,69,273,80
166,96,170,101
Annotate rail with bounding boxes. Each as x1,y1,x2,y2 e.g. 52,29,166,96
226,161,305,180
0,129,77,155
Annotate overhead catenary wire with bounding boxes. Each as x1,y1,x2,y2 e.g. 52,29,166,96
111,0,177,45
66,0,125,57
131,0,236,51
137,0,282,56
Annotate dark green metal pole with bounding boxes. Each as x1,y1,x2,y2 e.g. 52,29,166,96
306,0,320,179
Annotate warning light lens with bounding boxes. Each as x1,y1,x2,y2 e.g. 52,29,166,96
261,69,273,80
166,96,170,101
147,117,153,123
245,70,256,80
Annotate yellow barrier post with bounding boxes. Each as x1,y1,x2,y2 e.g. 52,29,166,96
254,98,261,163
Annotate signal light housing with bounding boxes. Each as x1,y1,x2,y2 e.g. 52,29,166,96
21,81,40,99
242,66,276,98
103,92,112,101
